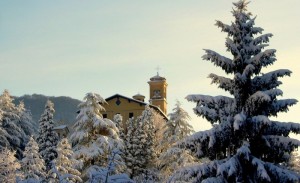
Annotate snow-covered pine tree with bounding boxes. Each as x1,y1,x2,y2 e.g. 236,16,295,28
70,93,123,180
170,1,300,182
123,118,136,177
16,101,36,136
162,101,194,147
288,150,300,174
132,119,147,178
0,90,33,158
20,136,46,182
132,106,160,181
140,106,157,167
113,114,126,141
53,138,82,183
113,114,123,129
0,148,21,182
157,101,195,179
37,100,59,170
87,149,134,183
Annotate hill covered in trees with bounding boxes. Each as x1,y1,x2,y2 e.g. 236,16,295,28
14,94,81,127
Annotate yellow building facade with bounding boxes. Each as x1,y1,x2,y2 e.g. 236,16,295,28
102,73,168,123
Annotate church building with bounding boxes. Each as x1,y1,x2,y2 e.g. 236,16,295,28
102,73,168,122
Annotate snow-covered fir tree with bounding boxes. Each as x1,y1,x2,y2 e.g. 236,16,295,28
20,136,46,183
88,149,134,183
37,100,59,170
288,150,300,174
123,118,136,177
113,114,126,141
132,106,159,181
121,107,160,181
0,90,35,158
140,106,157,166
51,138,82,183
162,101,194,147
157,101,195,179
70,92,123,180
0,148,21,182
16,101,36,136
170,1,300,182
113,114,123,129
132,119,148,178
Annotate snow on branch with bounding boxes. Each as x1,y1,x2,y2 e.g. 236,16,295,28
208,74,234,94
215,20,235,36
244,91,271,114
264,89,283,100
217,156,239,178
249,49,276,69
225,38,240,58
264,135,300,157
202,49,234,74
266,121,300,136
251,27,264,35
168,160,222,183
242,16,256,30
264,162,300,183
251,157,271,182
269,99,298,116
186,95,235,124
177,121,232,159
242,64,255,78
233,113,247,131
252,33,273,45
252,69,292,91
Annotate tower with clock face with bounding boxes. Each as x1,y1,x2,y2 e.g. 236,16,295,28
148,72,168,114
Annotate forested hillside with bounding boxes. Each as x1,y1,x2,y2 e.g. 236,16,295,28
14,94,80,127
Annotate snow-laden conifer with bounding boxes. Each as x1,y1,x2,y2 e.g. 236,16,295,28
16,101,36,136
113,114,123,129
20,136,46,182
122,107,160,180
0,148,21,182
288,150,300,174
133,106,159,181
37,100,59,170
170,1,300,182
87,149,133,183
163,101,194,146
123,118,136,177
113,114,126,141
140,106,157,166
0,90,34,158
49,138,82,183
132,119,148,177
70,92,123,180
157,101,195,179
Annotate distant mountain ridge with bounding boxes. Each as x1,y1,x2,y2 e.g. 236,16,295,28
13,94,81,128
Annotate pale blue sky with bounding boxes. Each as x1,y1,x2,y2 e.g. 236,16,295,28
1,1,300,131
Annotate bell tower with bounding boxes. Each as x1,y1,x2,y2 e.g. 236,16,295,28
148,72,168,114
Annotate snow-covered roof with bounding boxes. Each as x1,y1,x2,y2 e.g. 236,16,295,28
53,125,68,130
150,73,166,81
105,94,168,120
133,93,145,98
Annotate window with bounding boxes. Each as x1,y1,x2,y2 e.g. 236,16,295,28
153,90,161,98
103,114,107,118
129,112,134,119
116,98,121,105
